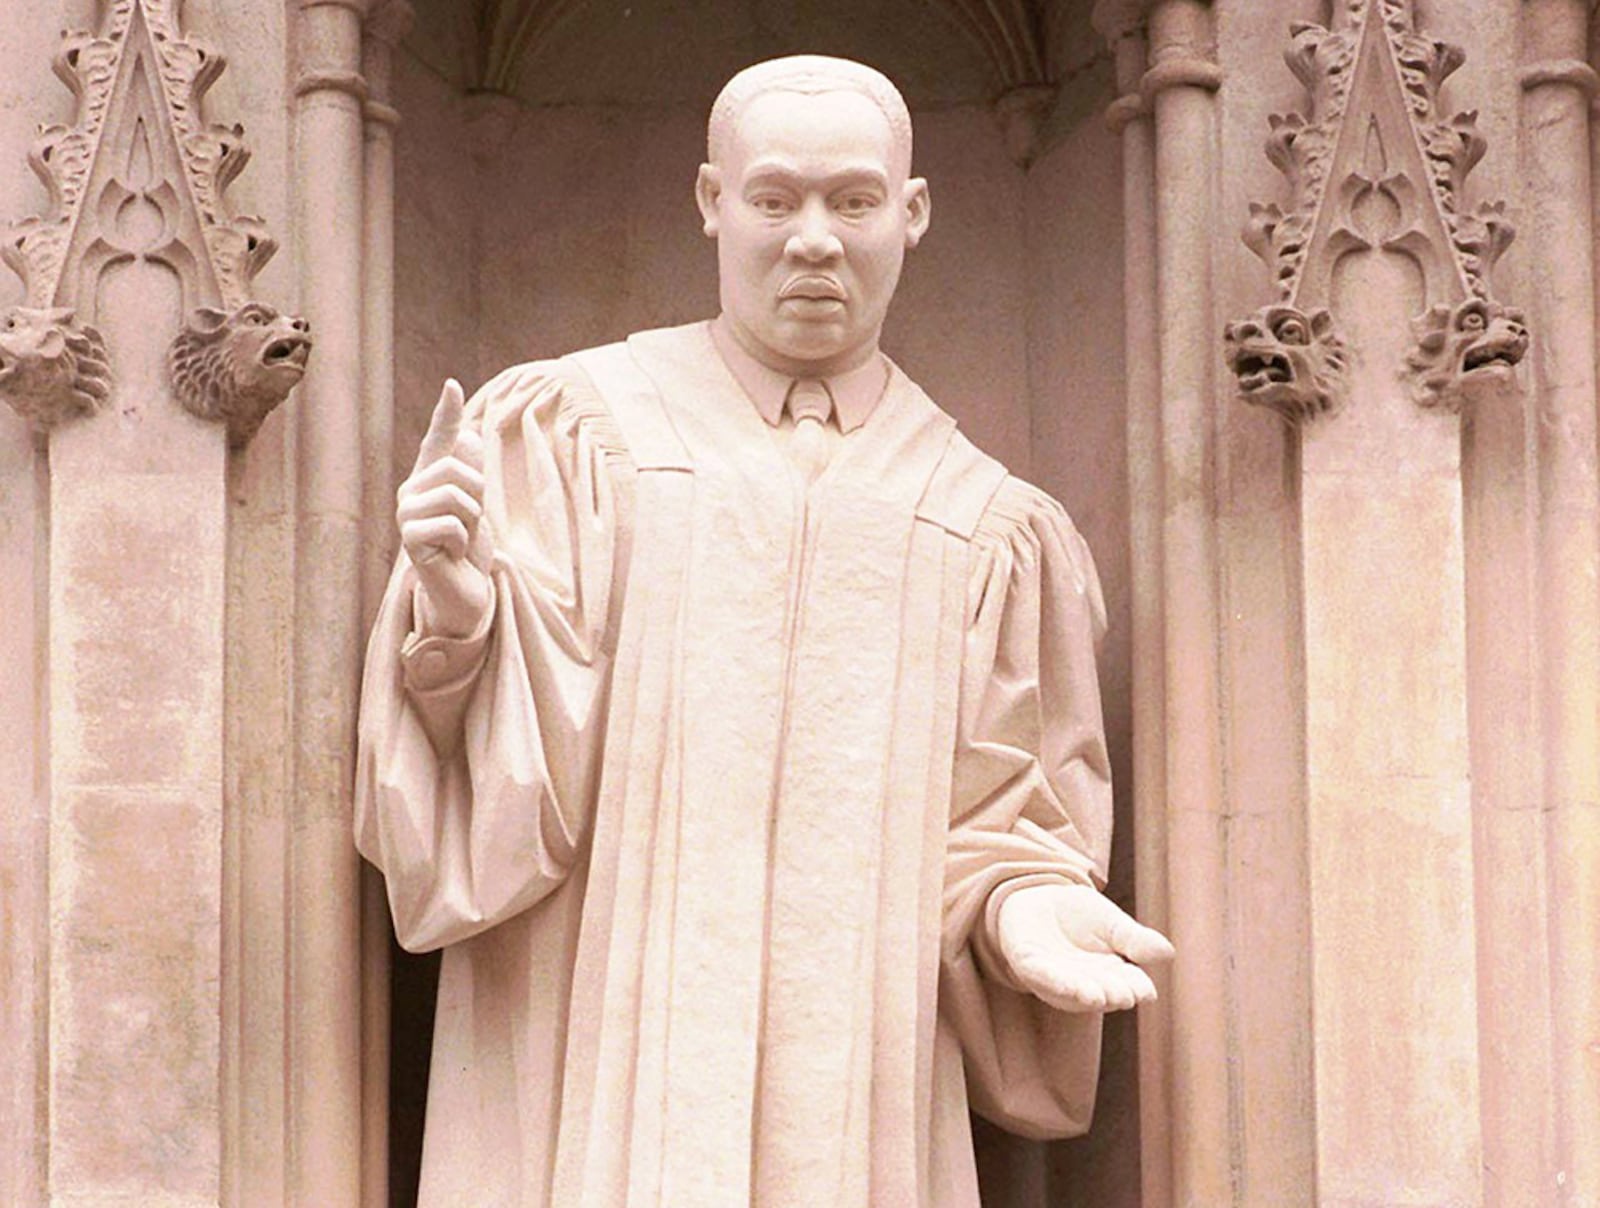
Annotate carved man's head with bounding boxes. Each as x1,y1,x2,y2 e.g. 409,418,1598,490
1405,296,1528,411
168,301,312,447
696,55,931,377
1222,303,1347,422
0,305,111,427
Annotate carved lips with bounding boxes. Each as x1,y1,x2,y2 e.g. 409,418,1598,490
779,274,847,305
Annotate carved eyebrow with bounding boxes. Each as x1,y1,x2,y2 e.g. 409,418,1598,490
742,160,890,192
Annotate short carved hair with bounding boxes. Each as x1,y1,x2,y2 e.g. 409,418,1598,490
707,55,913,175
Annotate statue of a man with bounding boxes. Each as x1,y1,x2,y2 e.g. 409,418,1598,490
357,54,1172,1207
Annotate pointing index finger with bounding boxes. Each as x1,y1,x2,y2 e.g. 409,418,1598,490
413,378,465,472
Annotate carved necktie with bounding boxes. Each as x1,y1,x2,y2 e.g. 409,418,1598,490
786,378,834,486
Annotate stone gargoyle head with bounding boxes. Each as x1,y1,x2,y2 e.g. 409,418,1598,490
1405,296,1528,412
168,301,312,448
1223,303,1347,423
0,305,112,429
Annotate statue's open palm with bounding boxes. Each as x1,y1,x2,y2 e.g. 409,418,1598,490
996,882,1174,1013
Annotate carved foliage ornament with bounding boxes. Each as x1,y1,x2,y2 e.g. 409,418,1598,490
1228,0,1526,421
1,0,310,441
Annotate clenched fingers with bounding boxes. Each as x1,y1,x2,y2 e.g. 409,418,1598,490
400,455,485,507
403,514,471,564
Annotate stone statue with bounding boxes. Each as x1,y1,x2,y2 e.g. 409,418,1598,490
356,54,1172,1207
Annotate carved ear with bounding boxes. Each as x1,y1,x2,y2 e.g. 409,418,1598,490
188,306,229,334
1308,309,1334,339
43,307,77,324
694,164,722,238
35,328,66,359
903,177,931,249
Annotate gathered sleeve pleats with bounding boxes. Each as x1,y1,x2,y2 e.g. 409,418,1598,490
940,477,1115,1140
354,362,633,954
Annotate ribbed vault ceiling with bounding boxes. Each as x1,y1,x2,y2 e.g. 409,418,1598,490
405,0,1102,112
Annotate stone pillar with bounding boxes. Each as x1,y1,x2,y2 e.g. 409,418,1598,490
1101,0,1592,1200
1213,0,1533,1201
0,11,70,1201
359,5,413,1204
290,0,370,1201
1094,5,1170,1204
1142,4,1236,1204
1522,3,1600,1200
0,2,309,1201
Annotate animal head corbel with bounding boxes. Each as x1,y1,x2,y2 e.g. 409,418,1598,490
1405,296,1528,412
0,305,112,429
1223,303,1348,423
168,301,312,448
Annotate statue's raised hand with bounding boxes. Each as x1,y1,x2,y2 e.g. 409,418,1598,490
995,881,1174,1013
398,379,493,638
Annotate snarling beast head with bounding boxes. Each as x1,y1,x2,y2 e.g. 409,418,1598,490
1223,304,1347,422
169,302,312,447
1405,296,1528,412
0,306,111,428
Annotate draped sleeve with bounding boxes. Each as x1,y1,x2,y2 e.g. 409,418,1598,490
354,359,634,953
940,476,1114,1139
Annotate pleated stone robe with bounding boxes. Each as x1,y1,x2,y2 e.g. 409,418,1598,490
356,322,1114,1207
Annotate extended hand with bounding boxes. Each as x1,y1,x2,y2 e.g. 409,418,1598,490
995,881,1174,1013
397,379,493,638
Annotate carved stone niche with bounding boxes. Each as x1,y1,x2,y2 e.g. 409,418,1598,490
0,0,310,444
1227,0,1527,422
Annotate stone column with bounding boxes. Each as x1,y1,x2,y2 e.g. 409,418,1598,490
359,5,413,1204
1093,5,1170,1203
1522,3,1600,1200
0,12,69,1202
1142,4,1236,1203
291,0,369,1200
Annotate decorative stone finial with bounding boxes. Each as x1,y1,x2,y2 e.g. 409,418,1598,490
1225,0,1527,422
0,0,310,443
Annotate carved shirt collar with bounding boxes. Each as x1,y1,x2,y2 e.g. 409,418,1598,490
708,315,887,433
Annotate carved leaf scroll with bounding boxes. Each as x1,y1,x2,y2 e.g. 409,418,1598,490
1227,0,1526,421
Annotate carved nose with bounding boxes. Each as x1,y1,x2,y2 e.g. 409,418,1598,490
293,317,310,334
1233,321,1263,341
786,201,843,262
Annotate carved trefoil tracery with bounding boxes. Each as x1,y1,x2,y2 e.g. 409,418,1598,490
1225,0,1526,422
1,0,310,444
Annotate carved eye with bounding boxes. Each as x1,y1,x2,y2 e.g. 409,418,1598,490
244,309,266,325
1274,317,1309,345
1457,307,1486,332
833,193,879,217
751,195,794,218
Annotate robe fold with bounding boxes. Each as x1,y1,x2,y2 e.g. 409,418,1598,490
355,321,1115,1207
